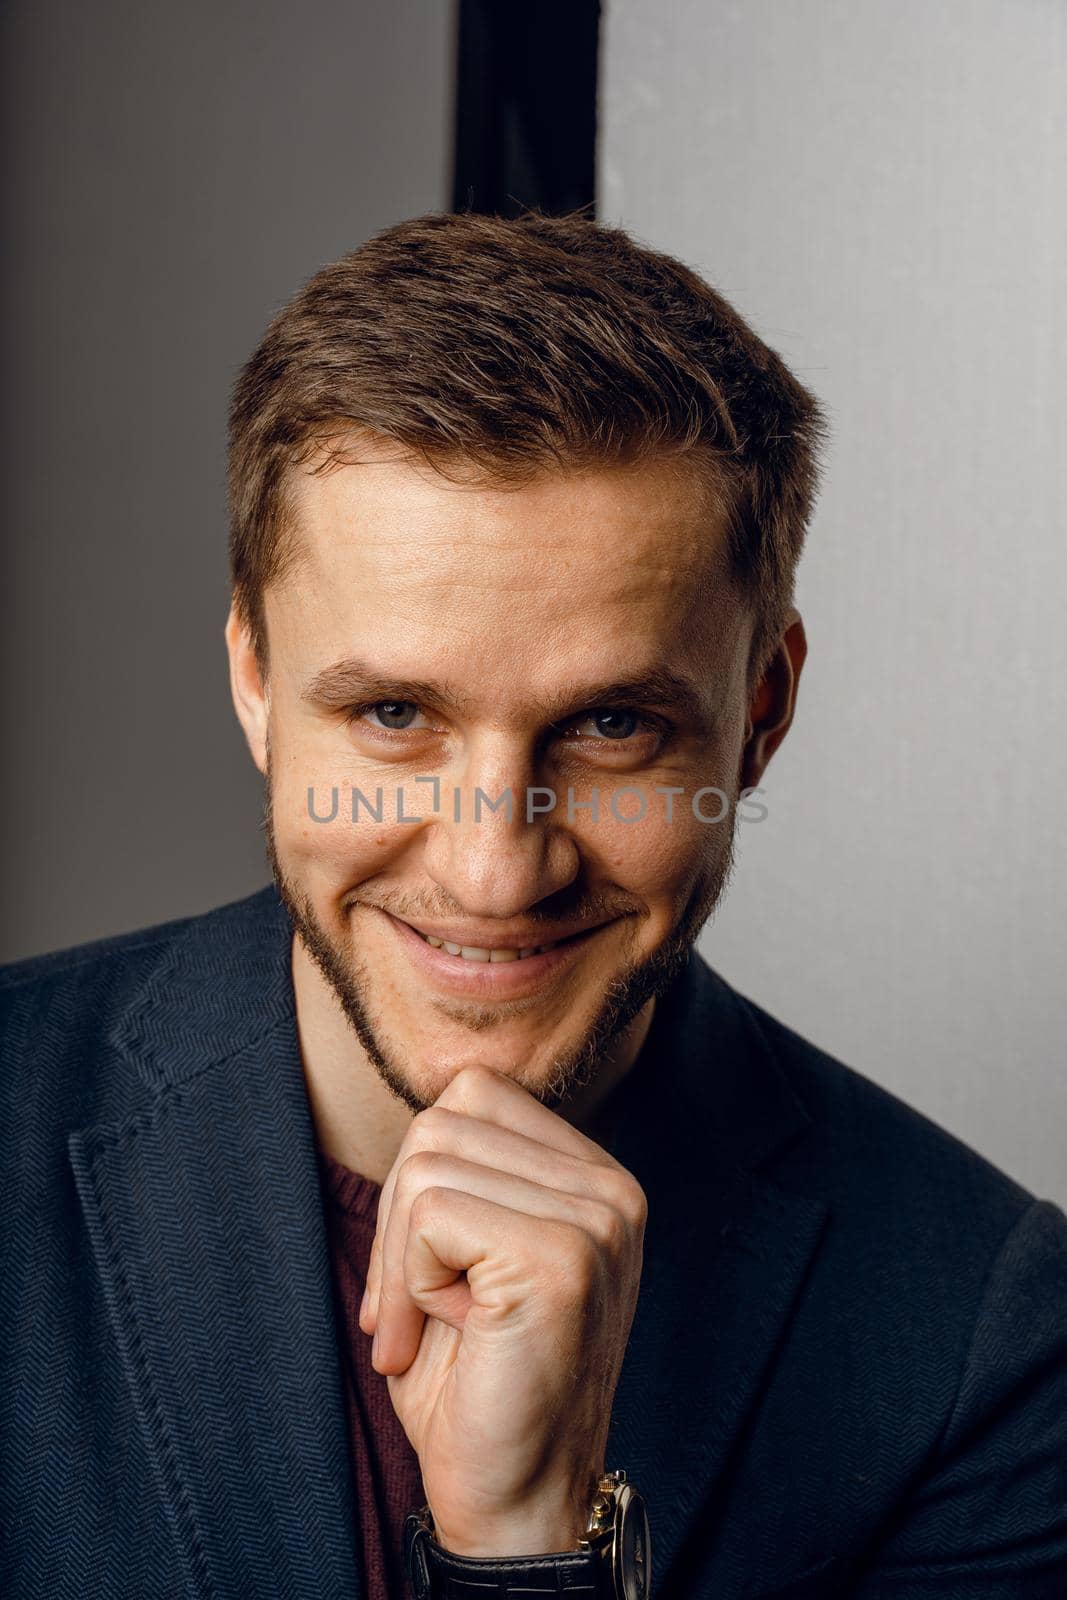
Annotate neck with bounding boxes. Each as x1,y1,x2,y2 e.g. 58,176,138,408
291,933,655,1185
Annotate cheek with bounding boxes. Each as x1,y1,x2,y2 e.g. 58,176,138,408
572,791,726,902
271,752,414,884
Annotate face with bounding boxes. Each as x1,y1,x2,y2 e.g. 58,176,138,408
228,443,796,1113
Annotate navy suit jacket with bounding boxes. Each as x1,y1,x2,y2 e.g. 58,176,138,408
2,885,1066,1599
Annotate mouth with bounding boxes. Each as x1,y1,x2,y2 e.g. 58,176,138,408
378,910,615,999
410,929,572,963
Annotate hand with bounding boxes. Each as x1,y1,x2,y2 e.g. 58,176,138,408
358,1064,647,1557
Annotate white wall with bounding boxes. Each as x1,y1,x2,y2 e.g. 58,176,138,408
601,0,1067,1206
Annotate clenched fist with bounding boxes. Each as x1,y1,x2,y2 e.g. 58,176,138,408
357,1064,648,1558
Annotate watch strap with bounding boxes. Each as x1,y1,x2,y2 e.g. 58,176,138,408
403,1509,613,1600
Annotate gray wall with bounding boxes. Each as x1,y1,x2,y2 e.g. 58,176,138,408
1,0,454,961
602,0,1067,1205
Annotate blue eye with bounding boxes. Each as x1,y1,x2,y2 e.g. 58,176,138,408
577,710,641,740
368,701,420,730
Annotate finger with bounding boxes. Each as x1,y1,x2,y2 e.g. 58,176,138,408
433,1064,627,1168
362,1105,643,1332
372,1153,623,1373
381,1188,518,1376
358,1229,383,1335
362,1056,641,1336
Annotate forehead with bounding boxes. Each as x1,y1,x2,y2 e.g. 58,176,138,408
267,450,749,698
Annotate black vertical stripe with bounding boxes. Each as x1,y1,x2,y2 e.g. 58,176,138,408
452,0,600,217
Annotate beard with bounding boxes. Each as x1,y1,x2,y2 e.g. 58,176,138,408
262,756,739,1115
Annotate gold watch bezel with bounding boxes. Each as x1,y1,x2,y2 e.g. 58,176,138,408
577,1469,650,1600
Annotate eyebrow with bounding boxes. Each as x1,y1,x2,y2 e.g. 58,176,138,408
301,660,478,716
301,656,710,726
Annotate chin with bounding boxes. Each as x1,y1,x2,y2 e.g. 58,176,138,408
403,1049,548,1105
378,992,605,1094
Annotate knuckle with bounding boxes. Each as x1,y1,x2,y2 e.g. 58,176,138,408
625,1180,649,1232
438,1062,497,1109
397,1148,444,1195
586,1199,627,1253
603,1168,648,1231
409,1104,450,1145
458,1062,498,1086
409,1183,450,1228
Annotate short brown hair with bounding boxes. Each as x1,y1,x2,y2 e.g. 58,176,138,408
227,210,828,680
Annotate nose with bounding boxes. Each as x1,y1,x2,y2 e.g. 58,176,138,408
420,740,580,920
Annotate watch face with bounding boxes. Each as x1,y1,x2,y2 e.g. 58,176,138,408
616,1487,651,1600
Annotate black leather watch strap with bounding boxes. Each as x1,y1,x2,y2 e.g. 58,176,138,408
403,1510,613,1600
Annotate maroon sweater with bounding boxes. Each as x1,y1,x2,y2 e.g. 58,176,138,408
316,1147,426,1600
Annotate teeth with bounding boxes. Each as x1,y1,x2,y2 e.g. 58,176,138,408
416,930,557,962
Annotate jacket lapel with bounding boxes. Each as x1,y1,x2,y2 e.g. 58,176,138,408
68,889,361,1600
606,955,828,1597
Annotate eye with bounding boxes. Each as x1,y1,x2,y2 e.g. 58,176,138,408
556,707,670,762
360,701,425,731
569,709,642,740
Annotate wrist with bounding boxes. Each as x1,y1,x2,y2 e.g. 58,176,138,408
405,1470,651,1600
430,1523,577,1559
430,1472,599,1557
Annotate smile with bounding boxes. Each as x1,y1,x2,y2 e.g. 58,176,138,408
379,909,609,1000
413,931,562,962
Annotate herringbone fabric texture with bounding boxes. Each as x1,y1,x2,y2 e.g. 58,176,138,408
2,884,1066,1599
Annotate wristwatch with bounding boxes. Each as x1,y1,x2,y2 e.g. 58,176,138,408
403,1469,651,1600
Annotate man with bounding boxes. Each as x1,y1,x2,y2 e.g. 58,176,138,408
1,211,1064,1600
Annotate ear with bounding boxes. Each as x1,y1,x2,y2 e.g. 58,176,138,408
225,604,269,775
740,609,807,791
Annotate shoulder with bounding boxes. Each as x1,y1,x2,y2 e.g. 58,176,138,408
0,884,281,996
0,885,283,1140
729,974,1040,1232
703,968,1067,1556
715,968,1067,1388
